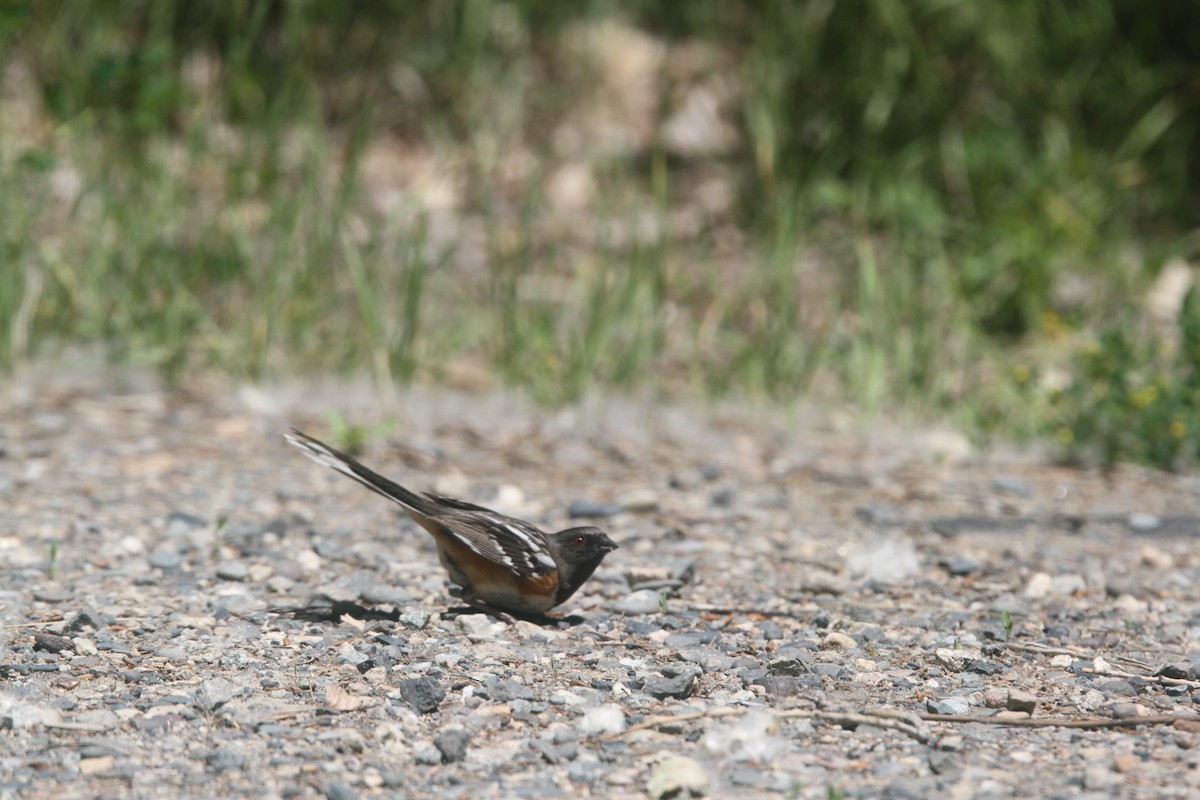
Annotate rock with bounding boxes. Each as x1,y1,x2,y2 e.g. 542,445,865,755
323,782,356,800
965,659,1004,675
433,726,470,763
945,556,979,576
802,573,848,595
414,746,441,765
205,748,247,773
568,500,623,519
1112,753,1141,773
856,504,900,526
926,697,970,716
617,488,658,512
1007,689,1038,713
148,550,182,571
489,679,537,702
32,586,72,603
398,677,445,714
767,656,810,676
577,705,625,736
398,609,430,630
1108,702,1145,719
33,632,74,653
709,486,736,507
216,560,249,581
644,673,696,700
647,755,709,800
1128,512,1161,532
752,676,806,696
195,677,237,711
822,632,858,651
992,476,1032,497
934,648,972,672
167,511,208,530
846,538,920,582
613,589,663,615
455,614,504,642
67,607,109,631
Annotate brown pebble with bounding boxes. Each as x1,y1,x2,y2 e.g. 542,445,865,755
1006,688,1038,713
1112,753,1140,773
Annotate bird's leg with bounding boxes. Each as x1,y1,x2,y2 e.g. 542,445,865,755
446,583,517,624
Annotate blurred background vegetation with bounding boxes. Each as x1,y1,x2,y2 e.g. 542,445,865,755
1,1,1198,466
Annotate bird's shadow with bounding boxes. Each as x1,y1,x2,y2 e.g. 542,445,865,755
280,599,585,628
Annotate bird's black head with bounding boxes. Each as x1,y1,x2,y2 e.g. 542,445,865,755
548,526,619,603
558,526,619,558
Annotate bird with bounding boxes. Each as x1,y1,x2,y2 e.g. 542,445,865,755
285,429,619,620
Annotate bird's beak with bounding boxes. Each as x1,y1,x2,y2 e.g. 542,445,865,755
601,534,619,552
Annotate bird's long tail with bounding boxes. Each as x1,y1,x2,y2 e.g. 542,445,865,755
285,429,437,517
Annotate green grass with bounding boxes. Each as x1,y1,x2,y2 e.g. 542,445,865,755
1,1,1197,464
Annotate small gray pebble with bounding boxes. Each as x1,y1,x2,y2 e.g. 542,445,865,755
196,677,237,711
926,697,970,715
261,517,288,535
32,587,72,603
767,656,810,676
489,679,537,702
965,659,1004,675
434,727,470,763
678,648,735,672
1128,512,1161,532
810,663,844,678
856,504,900,525
167,511,208,529
992,475,1032,497
148,551,183,571
398,677,445,714
664,631,720,648
927,750,961,777
709,486,736,507
336,649,370,667
752,676,806,696
1108,702,1142,719
567,760,602,785
414,746,442,765
946,556,979,576
398,609,430,630
883,778,940,800
67,607,109,631
568,499,623,519
643,673,696,700
205,749,247,773
215,560,249,581
1097,679,1140,696
323,780,357,800
759,621,785,640
360,586,412,606
613,589,663,615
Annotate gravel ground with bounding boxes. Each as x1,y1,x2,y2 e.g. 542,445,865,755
4,373,1200,799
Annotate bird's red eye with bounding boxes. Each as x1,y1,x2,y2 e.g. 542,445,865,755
574,536,585,547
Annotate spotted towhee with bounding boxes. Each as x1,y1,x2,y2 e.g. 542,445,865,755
285,429,619,619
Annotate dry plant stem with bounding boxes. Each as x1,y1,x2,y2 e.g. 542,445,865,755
922,713,1200,730
603,706,931,743
603,705,1200,743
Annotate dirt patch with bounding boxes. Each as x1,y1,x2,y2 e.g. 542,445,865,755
3,375,1200,798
